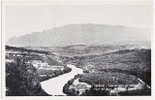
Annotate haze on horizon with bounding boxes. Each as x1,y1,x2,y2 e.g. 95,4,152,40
5,0,153,42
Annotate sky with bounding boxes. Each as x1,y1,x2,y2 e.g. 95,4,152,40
4,0,153,42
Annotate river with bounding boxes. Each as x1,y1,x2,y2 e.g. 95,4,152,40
40,64,83,96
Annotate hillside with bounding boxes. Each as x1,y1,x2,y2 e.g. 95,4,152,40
65,49,151,85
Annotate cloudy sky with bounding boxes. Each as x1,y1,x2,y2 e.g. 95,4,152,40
4,0,153,41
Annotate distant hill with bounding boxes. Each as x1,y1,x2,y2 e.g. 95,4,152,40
7,24,151,47
43,42,150,57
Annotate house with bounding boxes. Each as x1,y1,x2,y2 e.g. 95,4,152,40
31,60,50,69
51,66,64,71
69,78,92,95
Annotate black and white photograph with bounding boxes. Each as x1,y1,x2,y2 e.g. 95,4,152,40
3,0,153,97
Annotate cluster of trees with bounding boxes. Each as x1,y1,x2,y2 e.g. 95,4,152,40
39,67,71,82
6,45,49,54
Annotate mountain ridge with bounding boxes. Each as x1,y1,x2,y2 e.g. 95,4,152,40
7,24,151,47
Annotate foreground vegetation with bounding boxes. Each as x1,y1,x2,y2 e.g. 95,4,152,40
6,58,49,96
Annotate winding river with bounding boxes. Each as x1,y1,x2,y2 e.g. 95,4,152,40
40,64,83,96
